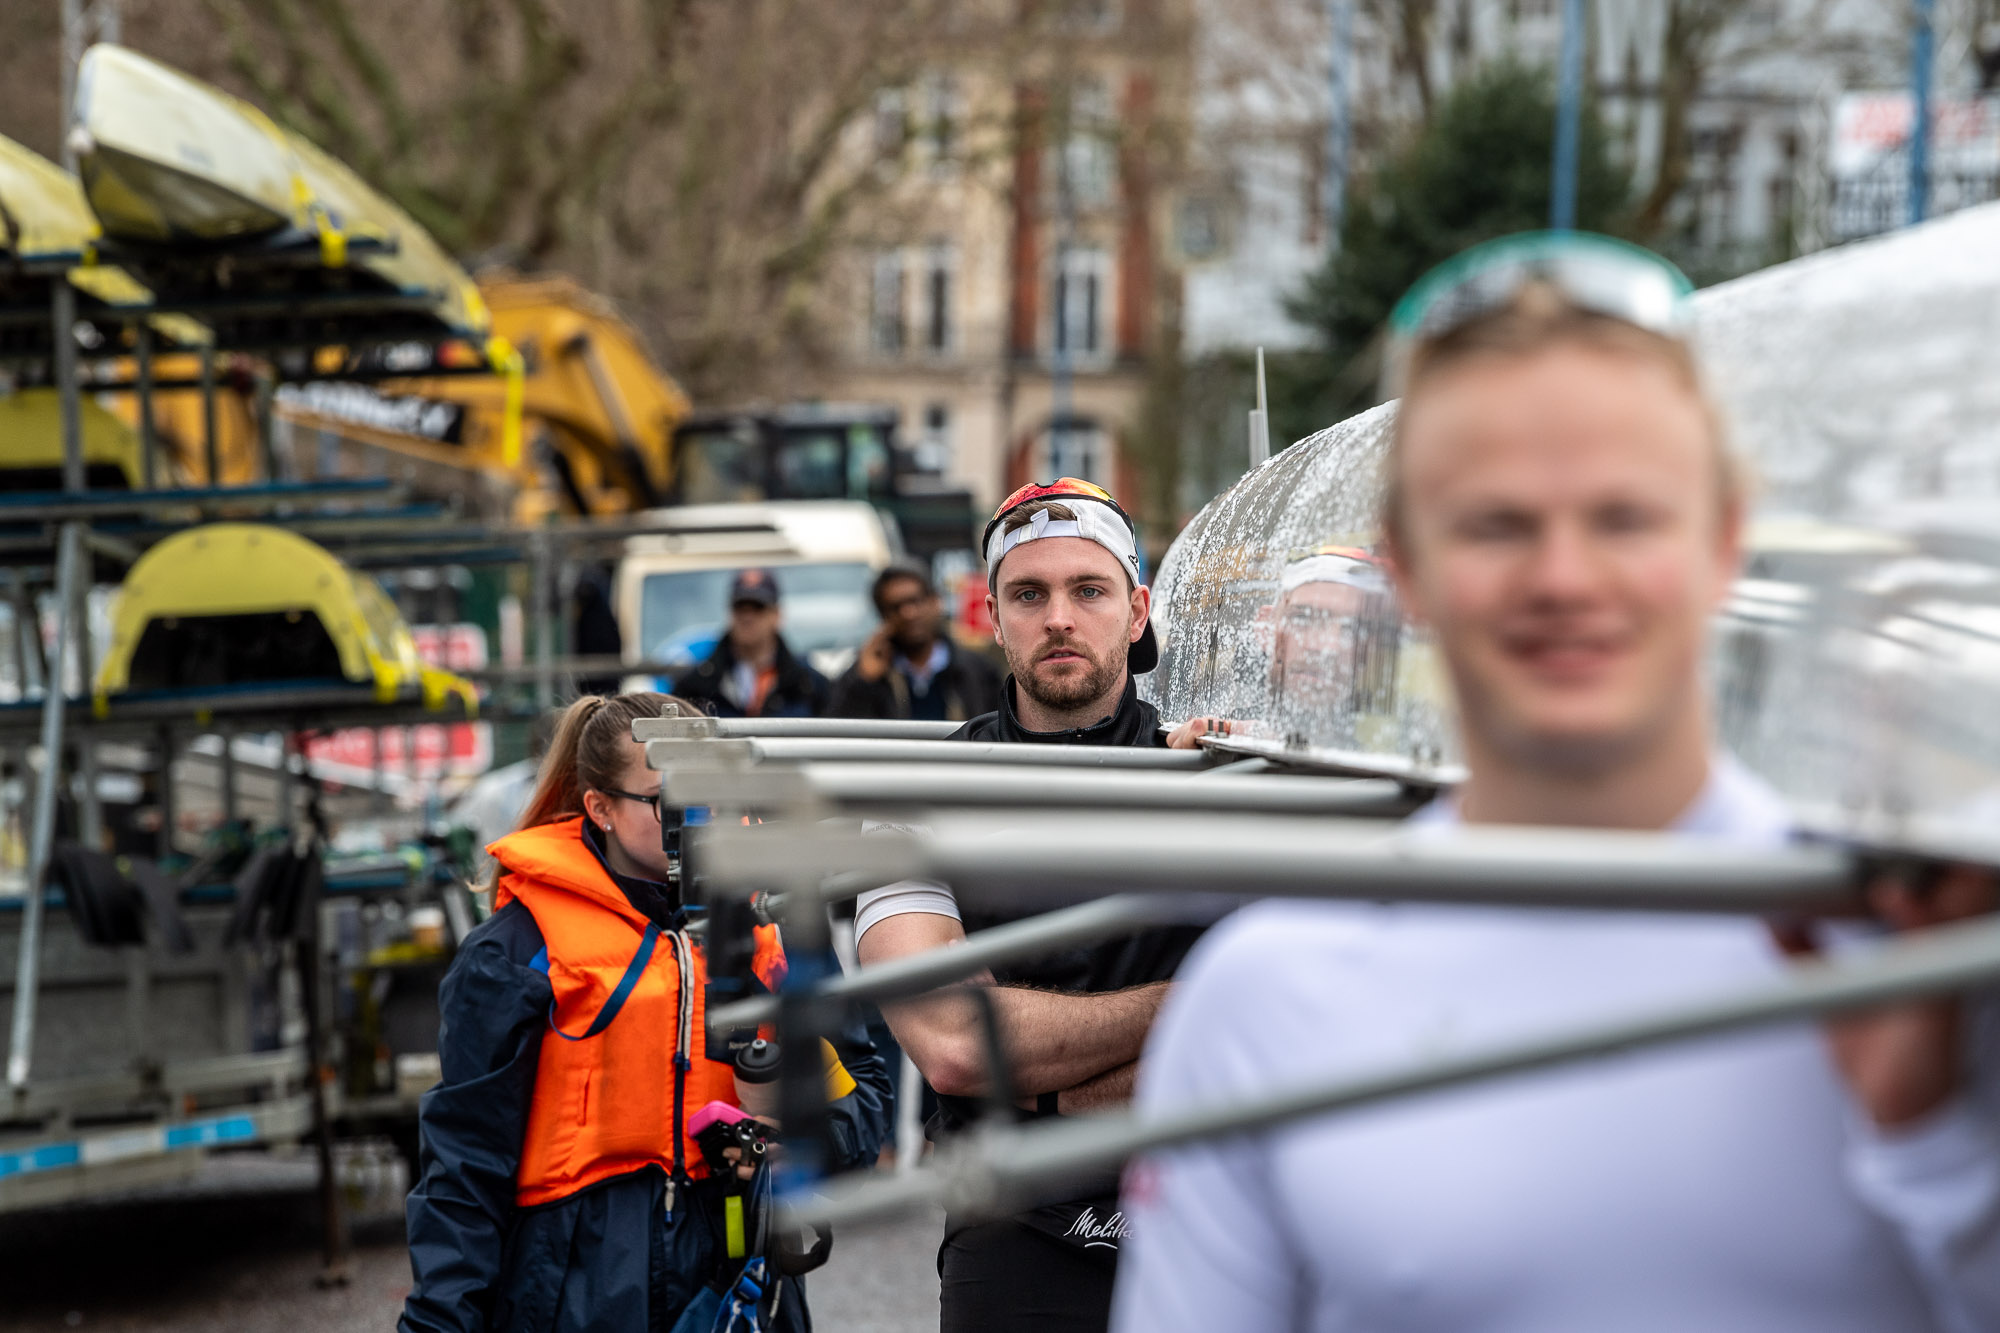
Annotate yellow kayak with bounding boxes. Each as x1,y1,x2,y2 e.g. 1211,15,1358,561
0,134,100,263
71,44,488,341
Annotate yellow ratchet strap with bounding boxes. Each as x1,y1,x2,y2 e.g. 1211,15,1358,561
488,336,526,467
723,1194,746,1259
238,101,345,266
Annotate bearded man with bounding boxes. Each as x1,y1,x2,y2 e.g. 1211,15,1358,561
854,478,1215,1333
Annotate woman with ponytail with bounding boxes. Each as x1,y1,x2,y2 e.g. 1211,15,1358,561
400,692,891,1333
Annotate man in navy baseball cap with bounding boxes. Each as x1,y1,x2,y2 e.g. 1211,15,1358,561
671,567,829,718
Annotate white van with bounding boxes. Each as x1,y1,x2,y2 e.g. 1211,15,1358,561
616,500,899,684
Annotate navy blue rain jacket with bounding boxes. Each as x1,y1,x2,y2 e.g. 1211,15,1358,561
399,834,890,1333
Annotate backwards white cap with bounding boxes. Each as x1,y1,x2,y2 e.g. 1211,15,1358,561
985,500,1144,590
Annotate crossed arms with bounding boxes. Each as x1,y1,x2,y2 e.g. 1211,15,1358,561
857,910,1167,1114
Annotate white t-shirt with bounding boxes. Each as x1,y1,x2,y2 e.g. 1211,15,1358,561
1113,758,2000,1333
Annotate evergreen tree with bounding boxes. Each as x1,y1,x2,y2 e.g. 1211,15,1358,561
1287,61,1631,413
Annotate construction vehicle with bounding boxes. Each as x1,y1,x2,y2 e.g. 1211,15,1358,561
105,272,681,522
670,402,979,569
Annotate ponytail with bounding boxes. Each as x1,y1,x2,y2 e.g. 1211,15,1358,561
513,691,698,833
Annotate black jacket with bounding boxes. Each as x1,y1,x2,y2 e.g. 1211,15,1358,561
672,635,828,719
933,676,1214,1244
824,638,1002,723
400,824,891,1333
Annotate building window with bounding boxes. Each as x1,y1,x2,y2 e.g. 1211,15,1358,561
1176,195,1225,261
1050,245,1110,360
922,241,955,353
917,402,952,472
1044,418,1110,485
922,72,959,168
873,88,907,160
1051,77,1116,210
870,250,906,354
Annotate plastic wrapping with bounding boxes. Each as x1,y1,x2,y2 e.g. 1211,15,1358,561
1145,203,2000,833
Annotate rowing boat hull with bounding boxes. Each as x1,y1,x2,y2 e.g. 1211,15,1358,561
0,135,99,263
72,44,293,243
72,44,487,340
1146,202,2000,830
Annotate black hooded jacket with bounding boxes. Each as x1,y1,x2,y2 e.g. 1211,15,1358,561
932,676,1211,1131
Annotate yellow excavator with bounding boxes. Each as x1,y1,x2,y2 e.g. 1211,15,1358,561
104,272,688,521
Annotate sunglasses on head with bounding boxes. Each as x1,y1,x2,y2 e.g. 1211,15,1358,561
1386,231,1694,394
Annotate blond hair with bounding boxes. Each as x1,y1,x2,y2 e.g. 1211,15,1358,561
1381,283,1747,547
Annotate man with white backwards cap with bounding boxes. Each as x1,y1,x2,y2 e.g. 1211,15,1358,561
854,478,1217,1333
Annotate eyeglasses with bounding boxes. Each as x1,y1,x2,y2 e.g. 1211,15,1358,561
600,787,663,824
1385,231,1694,394
982,477,1133,552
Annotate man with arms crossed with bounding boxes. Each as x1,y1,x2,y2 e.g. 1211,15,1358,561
858,479,1215,1333
1114,234,1999,1332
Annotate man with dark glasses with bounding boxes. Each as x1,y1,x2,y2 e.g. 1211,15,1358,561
1115,233,2000,1331
855,478,1214,1333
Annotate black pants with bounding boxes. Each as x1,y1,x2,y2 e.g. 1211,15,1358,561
939,1219,1116,1333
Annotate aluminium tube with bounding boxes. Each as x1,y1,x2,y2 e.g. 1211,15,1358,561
634,716,965,743
663,762,1413,821
694,812,1860,916
782,913,2000,1231
134,324,157,490
709,893,1216,1031
647,737,1218,772
6,522,81,1092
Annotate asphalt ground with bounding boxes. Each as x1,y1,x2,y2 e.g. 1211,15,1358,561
0,1155,942,1332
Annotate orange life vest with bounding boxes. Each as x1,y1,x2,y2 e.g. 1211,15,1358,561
490,818,785,1207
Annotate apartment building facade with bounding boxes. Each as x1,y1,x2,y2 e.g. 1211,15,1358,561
816,1,1192,522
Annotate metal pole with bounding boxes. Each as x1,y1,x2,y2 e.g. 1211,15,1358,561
53,284,84,495
51,277,100,851
1550,0,1587,230
648,737,1218,771
532,530,555,710
6,522,81,1093
786,914,2000,1230
134,324,158,490
1909,0,1935,226
636,716,965,742
59,0,83,172
696,812,1861,916
69,575,101,851
662,761,1413,821
711,895,1198,1031
1247,348,1270,470
1323,0,1353,249
200,347,220,485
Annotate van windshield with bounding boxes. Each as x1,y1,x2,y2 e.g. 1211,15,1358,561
640,563,877,670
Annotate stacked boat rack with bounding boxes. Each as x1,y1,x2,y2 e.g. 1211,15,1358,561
0,44,714,1280
638,714,2000,1229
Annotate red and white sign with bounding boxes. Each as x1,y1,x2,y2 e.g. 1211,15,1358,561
1832,93,2000,177
303,623,493,797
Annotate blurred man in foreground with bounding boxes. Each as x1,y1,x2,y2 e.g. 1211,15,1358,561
857,479,1215,1333
1114,233,2000,1332
827,559,1001,723
672,568,828,719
